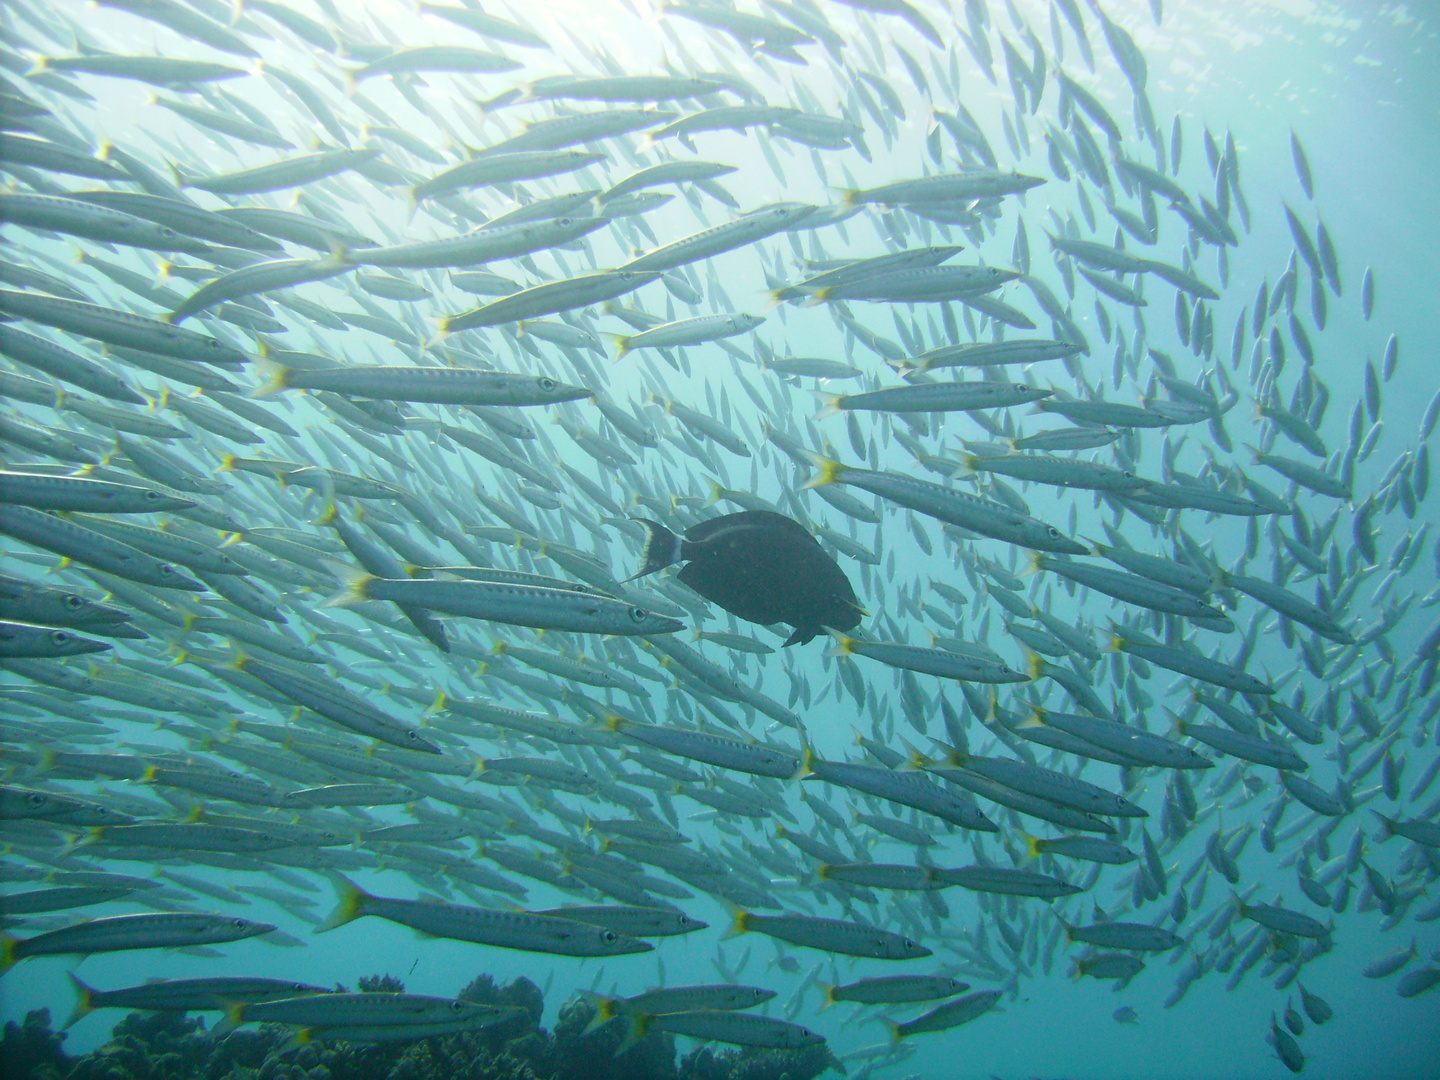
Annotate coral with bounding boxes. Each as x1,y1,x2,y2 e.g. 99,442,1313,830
18,976,840,1080
355,976,405,995
0,1009,70,1080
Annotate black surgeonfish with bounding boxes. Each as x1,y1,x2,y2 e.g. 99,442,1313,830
628,511,863,646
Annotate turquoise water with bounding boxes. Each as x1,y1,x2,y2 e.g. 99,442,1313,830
2,1,1439,1077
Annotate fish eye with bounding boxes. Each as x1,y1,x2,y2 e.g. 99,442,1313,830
558,217,572,226
50,630,70,645
144,489,163,502
406,730,423,742
601,929,617,943
629,606,648,623
232,918,248,928
159,563,176,576
64,594,85,609
26,792,47,806
1046,526,1062,538
539,377,556,391
449,1000,465,1013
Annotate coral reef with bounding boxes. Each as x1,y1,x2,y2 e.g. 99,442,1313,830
3,976,837,1080
1,1009,70,1080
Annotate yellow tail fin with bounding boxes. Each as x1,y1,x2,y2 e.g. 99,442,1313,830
64,974,96,1030
314,875,371,933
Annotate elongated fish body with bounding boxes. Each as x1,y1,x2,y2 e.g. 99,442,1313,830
0,290,249,366
317,878,652,957
891,990,1003,1040
806,456,1086,554
233,656,441,754
832,632,1026,683
649,1011,823,1048
903,338,1084,373
66,975,327,1027
357,216,609,268
169,256,354,322
1064,921,1183,951
607,716,800,779
0,471,192,513
0,194,211,254
821,381,1051,414
260,366,589,406
826,974,968,1007
927,766,1117,834
729,907,930,959
1,913,274,971
0,505,201,590
805,757,998,832
624,204,816,271
445,271,661,331
615,313,763,358
1034,556,1227,619
185,149,381,195
847,170,1044,205
818,265,1019,302
1024,709,1213,770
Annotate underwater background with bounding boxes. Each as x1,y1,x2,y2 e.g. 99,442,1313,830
2,0,1440,1077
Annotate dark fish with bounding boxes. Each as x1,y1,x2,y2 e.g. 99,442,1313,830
629,511,861,646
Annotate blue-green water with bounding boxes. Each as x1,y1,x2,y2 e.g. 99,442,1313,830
2,1,1439,1077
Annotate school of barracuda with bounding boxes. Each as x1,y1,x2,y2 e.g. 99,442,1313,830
0,0,1436,1075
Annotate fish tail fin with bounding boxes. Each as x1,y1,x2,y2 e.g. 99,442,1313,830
886,1019,905,1044
810,389,846,419
251,356,293,398
276,1029,314,1055
320,560,376,608
808,286,834,305
1023,833,1044,860
800,451,844,490
824,629,856,659
210,999,248,1038
795,746,816,781
0,935,17,974
614,1011,651,1056
1025,653,1047,682
315,874,371,933
576,989,620,1035
64,973,96,1030
1372,811,1396,841
838,188,861,209
720,903,751,942
1023,550,1045,576
624,520,682,581
819,983,836,1010
604,333,633,361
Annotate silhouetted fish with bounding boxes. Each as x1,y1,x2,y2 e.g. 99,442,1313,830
629,511,861,646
